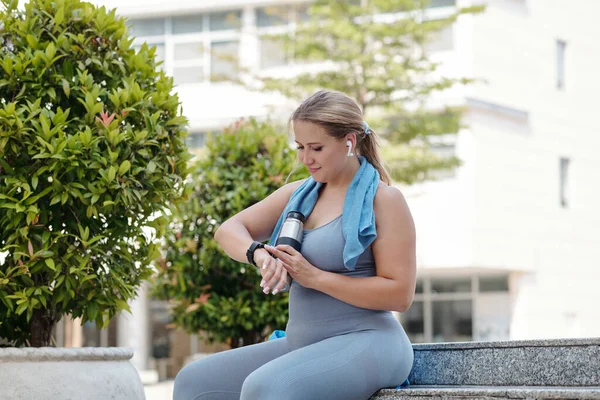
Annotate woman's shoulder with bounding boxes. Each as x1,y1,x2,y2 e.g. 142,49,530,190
373,182,409,216
274,178,308,197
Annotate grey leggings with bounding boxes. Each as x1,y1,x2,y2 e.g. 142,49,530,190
173,330,413,400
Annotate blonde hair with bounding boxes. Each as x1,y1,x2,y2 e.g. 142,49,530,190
289,89,391,185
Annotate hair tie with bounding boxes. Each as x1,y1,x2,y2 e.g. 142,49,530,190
363,121,371,135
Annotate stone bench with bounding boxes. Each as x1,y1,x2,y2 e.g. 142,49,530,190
371,338,600,399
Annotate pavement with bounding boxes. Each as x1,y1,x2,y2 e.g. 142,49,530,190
144,380,175,400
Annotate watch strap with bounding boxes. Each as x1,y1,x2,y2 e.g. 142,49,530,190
246,241,265,267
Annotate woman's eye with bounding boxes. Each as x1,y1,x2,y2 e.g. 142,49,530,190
313,147,323,152
296,146,304,150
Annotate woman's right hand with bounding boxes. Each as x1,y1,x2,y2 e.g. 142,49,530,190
254,248,288,295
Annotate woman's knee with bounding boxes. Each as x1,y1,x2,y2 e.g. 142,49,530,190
240,370,275,400
173,359,220,400
173,362,200,400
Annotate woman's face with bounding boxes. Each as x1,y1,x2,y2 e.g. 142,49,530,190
293,120,350,183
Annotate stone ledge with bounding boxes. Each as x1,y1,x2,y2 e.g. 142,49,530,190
413,338,600,351
0,347,134,362
372,385,600,399
408,338,600,386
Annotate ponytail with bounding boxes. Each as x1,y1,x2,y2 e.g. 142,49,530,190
358,127,391,185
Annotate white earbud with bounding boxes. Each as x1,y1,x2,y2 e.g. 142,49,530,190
346,140,354,157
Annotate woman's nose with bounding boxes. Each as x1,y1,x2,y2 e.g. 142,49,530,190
301,151,312,165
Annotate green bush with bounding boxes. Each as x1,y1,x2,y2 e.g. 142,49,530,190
152,118,307,349
0,0,191,347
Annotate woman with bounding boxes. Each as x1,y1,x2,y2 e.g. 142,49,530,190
173,89,416,400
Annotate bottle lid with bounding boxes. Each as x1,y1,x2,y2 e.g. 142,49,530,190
286,211,306,223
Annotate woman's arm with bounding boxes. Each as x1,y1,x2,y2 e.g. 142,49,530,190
313,185,416,312
214,180,304,263
268,184,416,312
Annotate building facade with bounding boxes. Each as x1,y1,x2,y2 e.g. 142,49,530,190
60,0,600,379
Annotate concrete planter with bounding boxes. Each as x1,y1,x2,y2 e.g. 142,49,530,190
0,347,145,400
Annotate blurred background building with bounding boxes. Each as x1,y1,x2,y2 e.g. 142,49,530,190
50,0,600,381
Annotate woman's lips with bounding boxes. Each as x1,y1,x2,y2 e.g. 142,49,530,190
308,167,320,173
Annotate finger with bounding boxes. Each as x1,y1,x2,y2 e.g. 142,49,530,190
260,258,276,289
273,244,298,256
271,267,288,295
264,245,292,263
279,261,296,275
266,260,284,292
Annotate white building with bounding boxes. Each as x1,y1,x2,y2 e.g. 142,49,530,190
73,0,600,378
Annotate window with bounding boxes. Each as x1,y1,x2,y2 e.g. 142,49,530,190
431,277,471,293
209,10,242,31
128,10,242,85
432,300,472,342
560,157,570,208
428,0,456,7
128,17,165,37
172,15,203,35
429,140,458,180
399,273,511,343
187,132,208,149
556,39,566,90
255,5,305,69
260,38,288,69
256,6,289,27
211,40,239,81
403,301,425,342
480,275,509,292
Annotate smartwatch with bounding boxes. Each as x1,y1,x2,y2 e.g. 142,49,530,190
246,241,265,267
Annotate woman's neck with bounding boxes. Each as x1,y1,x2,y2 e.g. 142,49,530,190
324,157,361,192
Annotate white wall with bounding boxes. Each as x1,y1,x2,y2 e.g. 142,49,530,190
407,0,600,339
468,0,600,339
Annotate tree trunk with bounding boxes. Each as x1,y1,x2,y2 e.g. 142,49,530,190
230,331,263,349
29,308,56,347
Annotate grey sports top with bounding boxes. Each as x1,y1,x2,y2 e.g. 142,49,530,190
285,214,404,350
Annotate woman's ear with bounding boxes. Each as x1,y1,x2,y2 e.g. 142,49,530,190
345,133,357,149
344,132,356,148
345,133,357,157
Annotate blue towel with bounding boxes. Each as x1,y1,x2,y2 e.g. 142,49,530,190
269,156,380,271
268,330,410,387
268,330,286,340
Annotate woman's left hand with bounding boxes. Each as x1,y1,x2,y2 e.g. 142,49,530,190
264,244,322,289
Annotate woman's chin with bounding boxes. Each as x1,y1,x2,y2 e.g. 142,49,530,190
308,168,327,182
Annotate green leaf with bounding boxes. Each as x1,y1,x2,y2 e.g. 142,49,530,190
55,7,65,25
88,303,98,320
115,299,131,313
26,34,38,49
45,259,56,271
118,160,131,175
108,166,116,182
62,79,70,98
16,302,29,316
46,42,56,60
166,116,188,126
31,176,39,190
3,58,13,76
147,161,156,174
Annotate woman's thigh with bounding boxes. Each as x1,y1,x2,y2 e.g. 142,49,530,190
241,330,413,400
173,338,290,400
